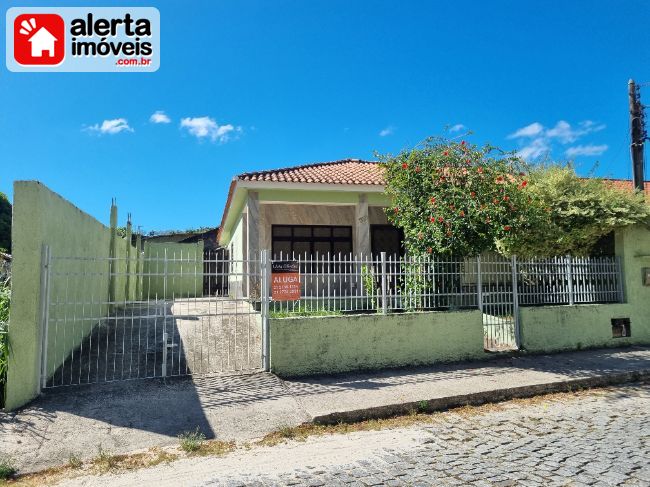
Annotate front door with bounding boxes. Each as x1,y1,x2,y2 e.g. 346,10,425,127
370,225,405,258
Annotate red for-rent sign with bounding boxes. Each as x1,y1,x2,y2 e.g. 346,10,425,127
271,261,300,301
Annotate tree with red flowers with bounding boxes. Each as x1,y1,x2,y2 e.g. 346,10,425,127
381,137,544,256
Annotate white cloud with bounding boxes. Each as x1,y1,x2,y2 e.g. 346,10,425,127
517,138,551,160
85,118,133,135
150,110,171,124
508,122,544,139
508,119,607,160
180,116,241,142
449,123,466,133
379,126,395,137
565,144,609,157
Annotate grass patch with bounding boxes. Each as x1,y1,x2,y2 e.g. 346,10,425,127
0,455,16,481
178,428,206,453
93,446,118,473
67,454,82,469
193,440,236,457
270,308,343,318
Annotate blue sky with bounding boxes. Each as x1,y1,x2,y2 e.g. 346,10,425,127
2,0,650,232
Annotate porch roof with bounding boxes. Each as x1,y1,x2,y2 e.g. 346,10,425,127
218,159,388,246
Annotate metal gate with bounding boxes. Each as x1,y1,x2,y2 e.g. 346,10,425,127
478,254,520,351
39,246,266,389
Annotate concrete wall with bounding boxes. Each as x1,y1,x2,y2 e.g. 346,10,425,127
7,181,114,410
269,309,485,376
142,241,204,299
519,303,639,352
519,224,650,352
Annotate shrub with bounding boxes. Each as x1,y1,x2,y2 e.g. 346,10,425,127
0,283,9,407
382,137,650,258
382,137,543,256
497,164,650,256
178,428,206,453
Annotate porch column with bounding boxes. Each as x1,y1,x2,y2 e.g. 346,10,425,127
247,191,261,298
355,194,371,257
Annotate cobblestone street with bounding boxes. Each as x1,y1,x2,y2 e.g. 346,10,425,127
205,383,650,487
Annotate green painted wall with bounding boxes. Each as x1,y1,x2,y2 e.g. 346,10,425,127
519,304,641,352
269,309,485,376
142,241,204,299
7,181,113,410
520,224,650,352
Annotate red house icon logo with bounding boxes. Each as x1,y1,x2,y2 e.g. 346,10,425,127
13,14,65,66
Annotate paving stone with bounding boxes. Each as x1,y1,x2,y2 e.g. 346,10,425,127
204,384,650,487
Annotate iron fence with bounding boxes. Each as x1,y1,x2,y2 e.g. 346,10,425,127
269,252,623,314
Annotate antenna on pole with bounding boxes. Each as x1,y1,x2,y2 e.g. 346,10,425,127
629,79,646,191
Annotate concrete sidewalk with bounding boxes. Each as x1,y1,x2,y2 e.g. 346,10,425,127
1,346,649,473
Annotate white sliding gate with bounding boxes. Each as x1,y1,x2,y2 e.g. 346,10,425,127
40,247,265,389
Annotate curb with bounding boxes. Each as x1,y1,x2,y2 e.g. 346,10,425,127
312,369,650,425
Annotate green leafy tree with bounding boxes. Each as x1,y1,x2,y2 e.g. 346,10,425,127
381,137,543,256
0,193,10,254
497,164,650,256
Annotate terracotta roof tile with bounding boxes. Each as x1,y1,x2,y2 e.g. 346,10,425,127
237,159,385,186
602,178,650,197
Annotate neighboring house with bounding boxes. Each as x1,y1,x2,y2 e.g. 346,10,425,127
29,27,57,57
218,159,405,266
143,227,220,251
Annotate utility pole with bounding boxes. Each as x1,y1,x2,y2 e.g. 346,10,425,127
628,79,646,191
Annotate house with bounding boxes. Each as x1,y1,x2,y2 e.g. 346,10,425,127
218,159,406,266
29,27,57,57
219,159,650,260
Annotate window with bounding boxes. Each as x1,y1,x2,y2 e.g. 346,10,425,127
272,225,353,259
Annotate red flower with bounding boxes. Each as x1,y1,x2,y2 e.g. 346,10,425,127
393,207,399,214
504,225,512,231
443,151,449,156
477,167,484,174
437,216,444,223
520,180,528,188
461,140,466,145
503,195,510,201
429,197,436,205
470,191,476,197
402,163,408,169
429,216,436,223
496,176,504,183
